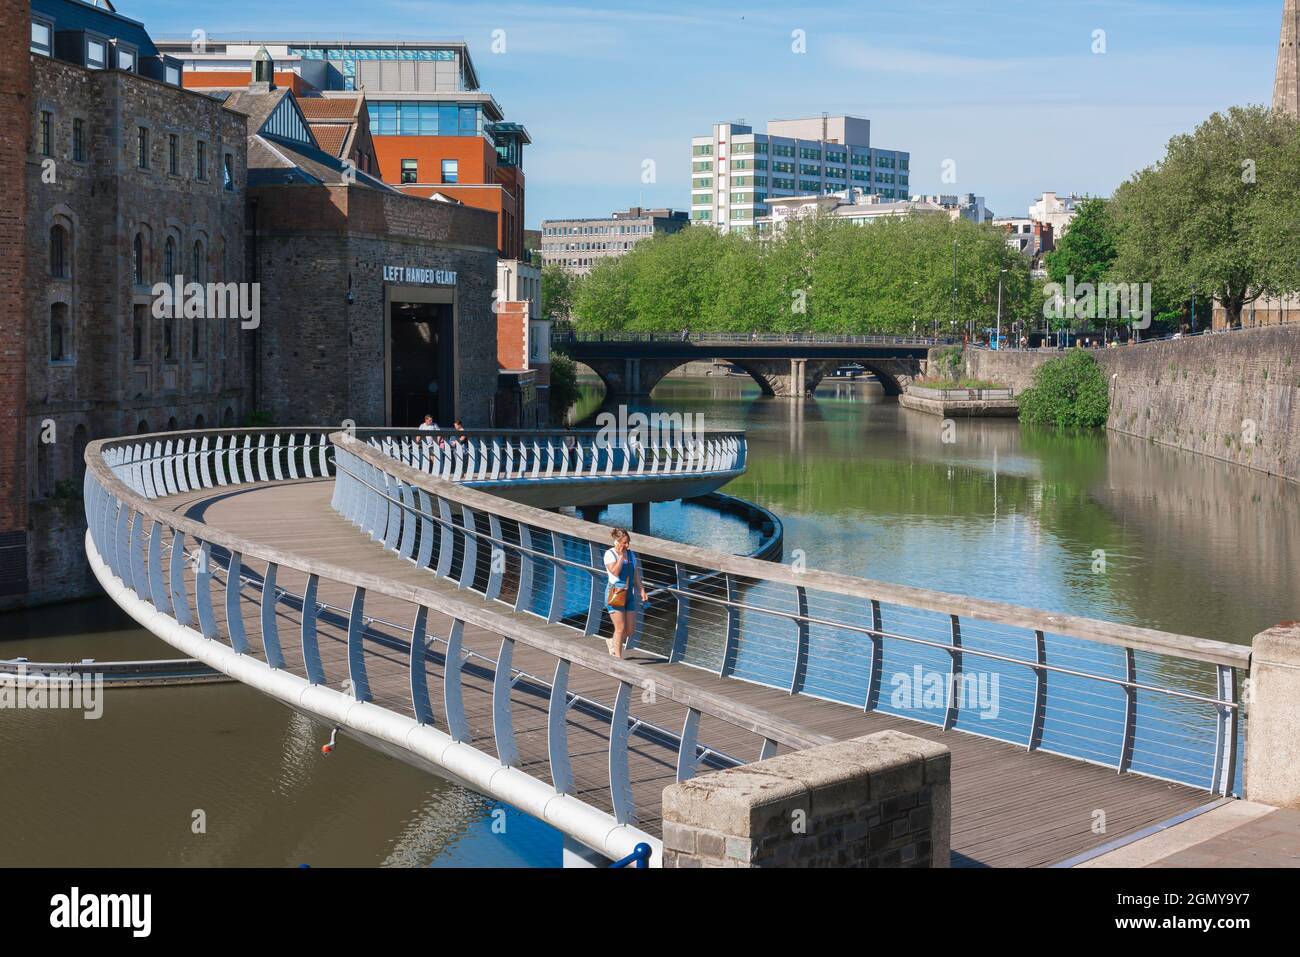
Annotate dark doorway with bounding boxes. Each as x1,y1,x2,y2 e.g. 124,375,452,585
391,300,455,426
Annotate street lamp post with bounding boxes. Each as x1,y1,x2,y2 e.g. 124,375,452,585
995,267,1006,350
951,240,959,344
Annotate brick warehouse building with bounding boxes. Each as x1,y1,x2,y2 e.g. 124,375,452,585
3,2,502,608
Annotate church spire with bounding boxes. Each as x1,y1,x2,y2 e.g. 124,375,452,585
1274,0,1300,117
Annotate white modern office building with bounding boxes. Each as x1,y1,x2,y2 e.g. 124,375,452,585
690,116,910,233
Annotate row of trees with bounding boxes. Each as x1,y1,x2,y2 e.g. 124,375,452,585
545,214,1039,338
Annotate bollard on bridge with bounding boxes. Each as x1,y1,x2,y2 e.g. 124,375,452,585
1245,622,1300,809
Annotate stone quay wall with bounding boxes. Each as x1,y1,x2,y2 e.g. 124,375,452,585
966,327,1300,483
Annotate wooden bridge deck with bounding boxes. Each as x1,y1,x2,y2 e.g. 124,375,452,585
156,478,1210,868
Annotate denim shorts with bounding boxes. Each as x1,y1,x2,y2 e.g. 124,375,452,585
605,584,639,615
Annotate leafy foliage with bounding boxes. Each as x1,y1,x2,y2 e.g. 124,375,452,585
1109,105,1300,328
547,350,581,423
568,215,1034,336
1017,351,1110,429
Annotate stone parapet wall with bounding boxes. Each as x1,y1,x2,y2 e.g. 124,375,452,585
661,729,950,868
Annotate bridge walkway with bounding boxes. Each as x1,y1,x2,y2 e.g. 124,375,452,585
161,478,1210,868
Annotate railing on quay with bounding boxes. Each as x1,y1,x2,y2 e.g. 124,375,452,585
355,427,746,486
83,428,826,862
332,432,1249,798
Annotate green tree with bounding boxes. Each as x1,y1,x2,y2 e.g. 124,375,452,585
541,264,577,321
1017,351,1110,429
1109,105,1300,329
547,351,581,423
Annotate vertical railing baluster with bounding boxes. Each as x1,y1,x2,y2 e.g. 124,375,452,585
719,573,739,677
435,497,454,578
584,542,604,636
443,619,469,742
382,475,401,550
944,614,963,730
1028,629,1047,752
147,520,169,614
114,504,132,592
865,599,884,712
398,484,418,560
609,681,636,825
169,529,192,627
129,511,148,595
225,550,249,653
259,562,285,668
548,659,574,794
271,434,285,481
668,561,689,662
195,541,217,640
347,586,372,702
415,488,435,569
546,530,565,623
789,584,810,695
485,513,505,601
459,505,479,590
300,574,325,685
409,606,433,725
676,708,701,782
1118,646,1138,774
492,637,520,766
1212,665,1239,796
514,523,535,614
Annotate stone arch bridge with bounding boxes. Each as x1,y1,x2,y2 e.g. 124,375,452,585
558,333,937,398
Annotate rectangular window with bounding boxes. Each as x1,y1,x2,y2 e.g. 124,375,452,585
168,134,178,174
72,118,85,162
441,159,458,183
196,141,207,179
223,154,235,190
31,21,52,56
132,305,146,361
39,111,51,157
86,39,106,70
117,47,135,72
137,127,149,168
400,159,418,184
692,145,713,156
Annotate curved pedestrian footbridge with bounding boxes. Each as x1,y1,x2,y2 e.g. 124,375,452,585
84,428,1250,867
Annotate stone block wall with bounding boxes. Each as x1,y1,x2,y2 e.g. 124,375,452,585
0,0,31,597
967,327,1300,483
661,729,950,868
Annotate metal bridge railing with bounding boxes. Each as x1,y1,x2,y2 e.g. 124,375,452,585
554,330,950,347
353,427,746,486
83,429,825,861
332,433,1250,798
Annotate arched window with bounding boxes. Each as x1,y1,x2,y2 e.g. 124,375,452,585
163,236,176,280
192,240,206,284
191,314,202,360
49,224,68,278
167,416,178,431
222,406,235,427
49,302,68,362
133,232,145,285
136,420,150,435
195,414,206,429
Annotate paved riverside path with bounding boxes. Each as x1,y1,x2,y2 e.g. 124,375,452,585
159,477,1211,868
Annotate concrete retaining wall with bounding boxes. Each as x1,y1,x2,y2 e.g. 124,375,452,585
966,327,1300,483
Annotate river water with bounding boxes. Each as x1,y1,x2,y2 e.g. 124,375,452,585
2,377,1295,866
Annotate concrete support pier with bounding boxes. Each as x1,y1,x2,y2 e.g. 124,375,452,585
579,505,602,524
1245,622,1300,809
661,729,951,868
631,501,651,535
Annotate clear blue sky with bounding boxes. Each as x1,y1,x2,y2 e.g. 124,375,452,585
126,0,1287,226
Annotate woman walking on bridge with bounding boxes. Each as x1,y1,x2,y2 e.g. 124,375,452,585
604,528,647,659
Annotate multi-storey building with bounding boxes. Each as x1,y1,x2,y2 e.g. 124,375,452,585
13,0,247,604
540,207,688,275
156,37,531,260
2,4,507,608
1028,191,1082,237
691,116,910,233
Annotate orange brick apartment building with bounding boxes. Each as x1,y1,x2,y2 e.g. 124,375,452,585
157,39,530,260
